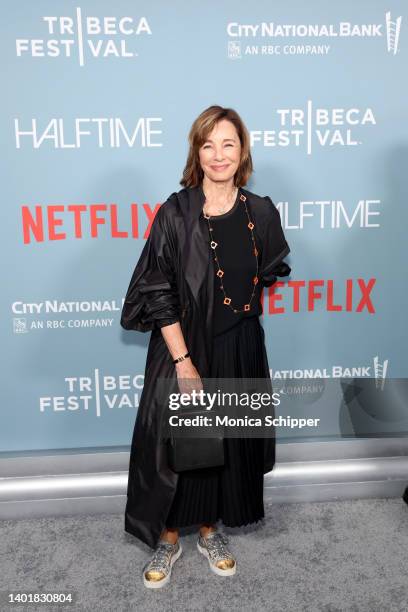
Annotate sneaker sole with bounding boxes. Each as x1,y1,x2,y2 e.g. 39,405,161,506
197,540,236,576
143,543,183,589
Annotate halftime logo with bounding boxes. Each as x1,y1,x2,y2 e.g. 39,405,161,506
227,11,402,58
15,7,151,65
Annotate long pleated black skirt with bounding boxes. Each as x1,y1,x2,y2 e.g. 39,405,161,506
165,315,270,529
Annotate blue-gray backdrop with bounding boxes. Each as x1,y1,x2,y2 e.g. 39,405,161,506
1,1,407,452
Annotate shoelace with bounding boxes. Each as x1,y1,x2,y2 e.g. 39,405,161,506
202,532,232,562
145,542,176,572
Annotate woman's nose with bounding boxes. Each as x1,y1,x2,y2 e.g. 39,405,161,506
213,148,225,160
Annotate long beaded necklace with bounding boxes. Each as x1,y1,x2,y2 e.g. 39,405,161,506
202,190,259,313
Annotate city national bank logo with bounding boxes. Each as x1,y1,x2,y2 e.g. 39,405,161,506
227,11,402,58
15,7,151,66
39,369,144,416
12,299,124,331
270,356,389,381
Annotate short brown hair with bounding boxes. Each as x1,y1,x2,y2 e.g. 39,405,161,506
180,105,253,188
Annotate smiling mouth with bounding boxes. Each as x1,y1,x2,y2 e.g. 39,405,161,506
211,164,230,170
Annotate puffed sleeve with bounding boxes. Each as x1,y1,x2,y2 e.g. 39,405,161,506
120,203,181,332
260,196,291,287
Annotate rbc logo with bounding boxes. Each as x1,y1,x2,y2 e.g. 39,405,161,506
13,317,28,334
228,41,241,59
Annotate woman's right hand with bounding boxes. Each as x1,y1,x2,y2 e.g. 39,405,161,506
175,358,204,396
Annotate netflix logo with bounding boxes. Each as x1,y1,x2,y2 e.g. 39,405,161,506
261,278,376,314
21,202,162,243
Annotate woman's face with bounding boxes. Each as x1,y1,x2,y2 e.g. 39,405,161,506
198,119,242,184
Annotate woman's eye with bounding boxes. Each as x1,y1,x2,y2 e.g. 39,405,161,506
202,143,233,150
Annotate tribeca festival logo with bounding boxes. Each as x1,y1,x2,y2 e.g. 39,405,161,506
249,101,376,154
39,369,144,416
15,7,152,66
11,298,123,332
227,11,402,58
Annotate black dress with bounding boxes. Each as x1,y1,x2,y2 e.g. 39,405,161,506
165,193,270,529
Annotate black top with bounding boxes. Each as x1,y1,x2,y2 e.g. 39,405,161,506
205,192,263,337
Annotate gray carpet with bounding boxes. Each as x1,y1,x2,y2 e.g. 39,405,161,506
1,498,408,612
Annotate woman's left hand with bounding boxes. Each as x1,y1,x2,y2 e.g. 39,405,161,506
175,358,204,397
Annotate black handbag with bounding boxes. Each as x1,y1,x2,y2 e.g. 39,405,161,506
167,404,225,472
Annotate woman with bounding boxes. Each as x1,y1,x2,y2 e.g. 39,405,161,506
120,105,291,588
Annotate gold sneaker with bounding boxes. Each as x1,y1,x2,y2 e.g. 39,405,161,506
142,539,182,589
197,530,236,576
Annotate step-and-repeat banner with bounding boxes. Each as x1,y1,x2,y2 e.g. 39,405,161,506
1,2,407,452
